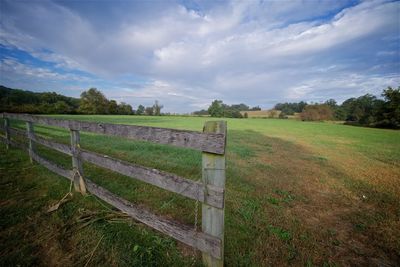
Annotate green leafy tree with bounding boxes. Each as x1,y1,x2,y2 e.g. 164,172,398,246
274,101,307,115
324,99,346,120
145,106,154,115
53,101,71,114
231,103,249,111
78,88,109,114
118,102,133,115
250,106,261,111
375,86,400,128
208,100,224,117
108,100,118,114
136,105,145,115
0,85,78,114
341,94,378,124
223,107,243,118
193,109,208,116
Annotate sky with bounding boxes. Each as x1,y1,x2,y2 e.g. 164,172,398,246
0,0,399,113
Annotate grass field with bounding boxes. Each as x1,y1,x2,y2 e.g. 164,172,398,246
1,115,399,266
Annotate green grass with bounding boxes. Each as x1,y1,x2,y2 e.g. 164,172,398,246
1,115,399,266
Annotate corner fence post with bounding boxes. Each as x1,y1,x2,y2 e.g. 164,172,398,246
202,121,227,267
70,129,86,194
26,121,35,163
4,117,10,149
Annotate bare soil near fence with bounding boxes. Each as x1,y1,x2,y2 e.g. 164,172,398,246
1,116,399,266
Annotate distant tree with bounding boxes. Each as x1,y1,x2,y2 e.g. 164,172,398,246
78,88,109,114
53,101,71,114
153,100,163,116
193,109,208,116
244,112,248,118
118,102,133,115
0,85,79,114
274,101,307,115
250,106,261,111
324,99,346,120
41,92,60,104
108,100,118,114
372,86,400,128
231,103,249,111
145,106,154,115
206,100,244,118
208,100,224,117
136,105,145,115
382,86,400,125
269,110,278,118
324,99,337,109
223,107,243,118
341,94,378,124
300,104,334,121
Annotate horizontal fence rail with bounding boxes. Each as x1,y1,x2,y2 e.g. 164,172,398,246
32,135,72,156
31,151,73,179
85,179,222,258
9,127,27,137
2,113,225,154
0,113,227,266
80,149,224,208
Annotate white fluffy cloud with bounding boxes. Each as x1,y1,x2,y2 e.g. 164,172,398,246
0,0,399,112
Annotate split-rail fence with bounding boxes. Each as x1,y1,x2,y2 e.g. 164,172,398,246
0,113,227,267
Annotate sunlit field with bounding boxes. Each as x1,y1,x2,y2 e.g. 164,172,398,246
1,115,399,266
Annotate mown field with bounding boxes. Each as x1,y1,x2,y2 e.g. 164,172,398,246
1,115,399,266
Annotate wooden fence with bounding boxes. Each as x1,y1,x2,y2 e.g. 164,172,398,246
0,113,227,267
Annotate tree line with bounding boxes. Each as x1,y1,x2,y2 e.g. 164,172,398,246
0,86,163,116
193,101,260,118
276,87,399,128
197,86,399,129
0,85,80,114
1,85,398,128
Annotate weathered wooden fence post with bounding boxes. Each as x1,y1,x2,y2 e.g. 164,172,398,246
4,117,10,149
70,129,86,194
26,121,35,163
202,121,227,267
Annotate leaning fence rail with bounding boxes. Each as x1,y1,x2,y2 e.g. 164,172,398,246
1,113,227,266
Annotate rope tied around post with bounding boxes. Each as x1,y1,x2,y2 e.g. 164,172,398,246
73,166,87,194
71,129,86,194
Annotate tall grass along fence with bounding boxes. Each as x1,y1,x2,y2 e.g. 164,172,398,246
1,113,227,267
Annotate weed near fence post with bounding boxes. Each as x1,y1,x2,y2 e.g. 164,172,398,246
26,122,35,163
202,121,227,267
70,129,86,194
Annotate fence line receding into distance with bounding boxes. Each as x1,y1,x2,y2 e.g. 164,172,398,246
0,113,227,267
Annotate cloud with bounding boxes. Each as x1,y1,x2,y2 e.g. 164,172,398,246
0,56,97,96
0,0,399,112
